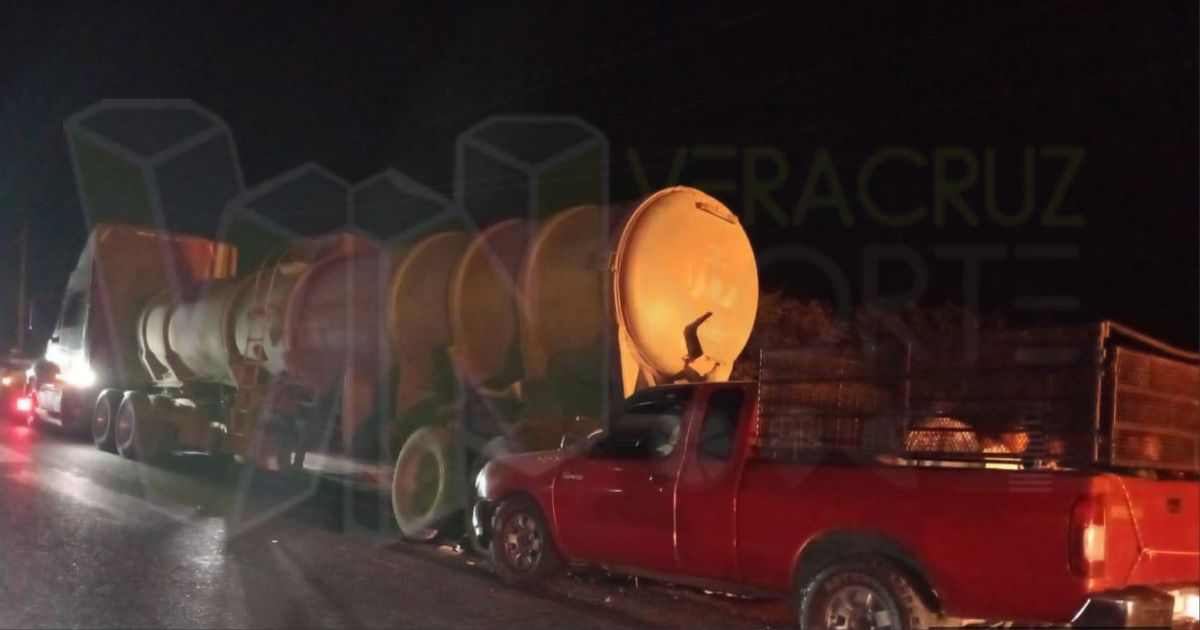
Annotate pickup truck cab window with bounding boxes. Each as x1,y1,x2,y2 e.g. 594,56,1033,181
589,400,687,459
588,387,693,460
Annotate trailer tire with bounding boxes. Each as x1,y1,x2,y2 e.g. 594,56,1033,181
796,555,936,630
391,426,461,540
115,392,166,462
489,495,563,587
92,389,123,452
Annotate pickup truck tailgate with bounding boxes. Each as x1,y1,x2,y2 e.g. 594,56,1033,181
1105,475,1200,587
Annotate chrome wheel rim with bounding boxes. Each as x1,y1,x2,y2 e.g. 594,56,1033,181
500,512,542,572
823,584,898,630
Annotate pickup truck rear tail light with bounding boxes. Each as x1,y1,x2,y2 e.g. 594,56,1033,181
1069,495,1107,577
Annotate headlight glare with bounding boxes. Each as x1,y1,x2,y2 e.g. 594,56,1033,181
59,365,97,389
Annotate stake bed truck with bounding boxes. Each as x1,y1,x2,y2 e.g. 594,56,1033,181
476,325,1200,629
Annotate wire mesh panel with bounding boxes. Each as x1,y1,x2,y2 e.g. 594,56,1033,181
756,330,1102,465
755,345,899,461
1110,347,1200,472
754,324,1199,474
904,327,1101,467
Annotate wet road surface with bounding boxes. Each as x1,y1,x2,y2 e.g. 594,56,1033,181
0,421,792,629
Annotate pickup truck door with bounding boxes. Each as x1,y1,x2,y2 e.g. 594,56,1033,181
553,392,693,573
675,386,749,581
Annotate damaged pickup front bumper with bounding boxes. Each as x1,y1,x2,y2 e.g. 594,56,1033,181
472,500,496,550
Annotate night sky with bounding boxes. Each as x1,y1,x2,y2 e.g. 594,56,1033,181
0,1,1196,350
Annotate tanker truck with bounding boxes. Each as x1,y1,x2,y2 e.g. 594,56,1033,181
26,225,385,466
26,186,760,539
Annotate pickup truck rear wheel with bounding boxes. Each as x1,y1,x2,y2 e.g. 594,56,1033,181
797,555,935,630
490,496,562,587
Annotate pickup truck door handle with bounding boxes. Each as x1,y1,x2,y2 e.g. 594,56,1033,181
561,472,584,481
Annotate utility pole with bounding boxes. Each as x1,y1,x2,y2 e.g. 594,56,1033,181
16,221,28,353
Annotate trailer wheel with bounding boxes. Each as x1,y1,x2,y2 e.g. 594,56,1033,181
796,555,936,630
115,392,166,462
489,495,563,587
391,426,460,540
92,389,123,452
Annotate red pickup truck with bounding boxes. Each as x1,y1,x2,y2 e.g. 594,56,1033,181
474,325,1200,628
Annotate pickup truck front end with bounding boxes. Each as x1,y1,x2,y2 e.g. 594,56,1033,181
474,449,568,550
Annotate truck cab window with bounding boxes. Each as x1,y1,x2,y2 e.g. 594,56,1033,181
55,292,87,348
590,400,688,459
699,388,745,460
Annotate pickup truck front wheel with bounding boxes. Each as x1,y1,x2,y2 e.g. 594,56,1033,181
490,496,562,587
797,555,935,630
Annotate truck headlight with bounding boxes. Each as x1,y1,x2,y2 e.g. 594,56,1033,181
59,366,97,389
1,376,11,387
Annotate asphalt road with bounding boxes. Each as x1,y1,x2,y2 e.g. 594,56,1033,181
0,420,793,629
